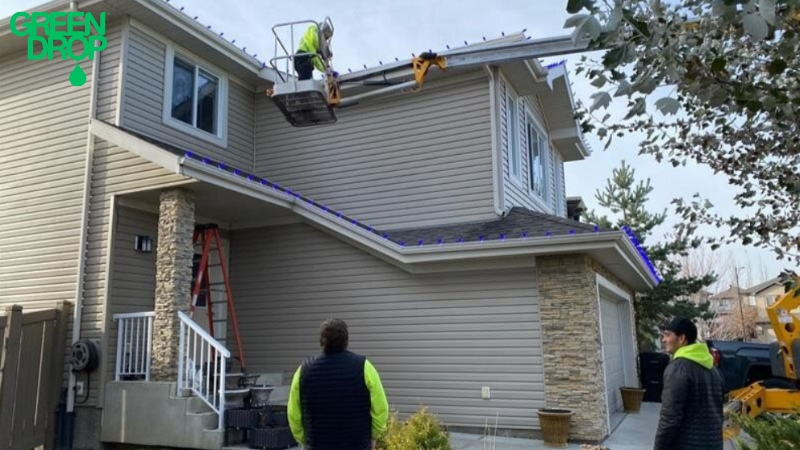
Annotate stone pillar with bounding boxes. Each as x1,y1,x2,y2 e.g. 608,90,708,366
536,254,607,442
151,189,195,382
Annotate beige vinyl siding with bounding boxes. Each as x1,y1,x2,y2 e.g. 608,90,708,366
81,138,191,405
105,206,159,388
254,70,496,230
229,224,545,430
499,75,566,217
96,19,124,124
121,24,255,170
0,51,93,311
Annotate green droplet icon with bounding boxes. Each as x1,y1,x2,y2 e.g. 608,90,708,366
70,64,86,87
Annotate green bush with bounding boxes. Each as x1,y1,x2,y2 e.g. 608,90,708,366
376,408,453,450
733,413,800,450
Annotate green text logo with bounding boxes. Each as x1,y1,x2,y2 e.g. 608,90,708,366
11,12,108,86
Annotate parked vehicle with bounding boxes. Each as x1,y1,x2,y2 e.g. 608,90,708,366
706,339,773,394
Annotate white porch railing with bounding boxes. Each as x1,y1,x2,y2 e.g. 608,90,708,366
114,312,155,381
177,310,230,430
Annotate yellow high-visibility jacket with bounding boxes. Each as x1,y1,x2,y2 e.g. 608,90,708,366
297,24,326,72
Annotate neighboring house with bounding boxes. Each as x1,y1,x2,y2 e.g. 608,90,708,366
743,276,797,342
0,1,660,448
709,285,740,316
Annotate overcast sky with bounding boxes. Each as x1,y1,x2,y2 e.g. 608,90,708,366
3,0,794,289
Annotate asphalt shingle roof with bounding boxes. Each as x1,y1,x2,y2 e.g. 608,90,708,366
382,208,602,246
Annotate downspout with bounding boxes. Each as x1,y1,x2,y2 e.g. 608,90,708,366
484,65,504,215
68,45,101,415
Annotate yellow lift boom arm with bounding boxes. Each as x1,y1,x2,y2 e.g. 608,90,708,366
724,275,800,438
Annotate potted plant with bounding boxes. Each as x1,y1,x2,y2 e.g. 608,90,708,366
537,408,574,448
620,386,647,413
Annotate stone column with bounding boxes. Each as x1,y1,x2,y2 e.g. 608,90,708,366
151,188,195,382
536,254,607,442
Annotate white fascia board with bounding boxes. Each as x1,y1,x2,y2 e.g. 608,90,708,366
547,64,591,158
177,155,656,285
617,237,659,289
88,119,182,173
179,158,295,209
133,0,263,76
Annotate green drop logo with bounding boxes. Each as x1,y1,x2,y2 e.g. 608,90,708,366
70,64,86,86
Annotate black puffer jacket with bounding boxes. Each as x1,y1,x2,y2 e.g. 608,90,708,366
653,356,725,450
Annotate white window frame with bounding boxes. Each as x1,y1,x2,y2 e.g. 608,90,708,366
163,43,228,147
525,111,550,204
506,87,522,184
748,295,756,306
766,295,778,306
553,150,565,216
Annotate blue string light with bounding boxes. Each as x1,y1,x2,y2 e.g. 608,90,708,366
545,60,568,70
621,225,662,283
181,150,661,282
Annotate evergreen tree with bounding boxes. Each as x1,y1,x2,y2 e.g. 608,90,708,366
585,161,715,351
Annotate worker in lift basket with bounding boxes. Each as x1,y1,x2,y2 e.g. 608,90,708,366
294,22,338,81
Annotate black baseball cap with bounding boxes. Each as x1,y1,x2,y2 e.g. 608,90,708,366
661,317,698,343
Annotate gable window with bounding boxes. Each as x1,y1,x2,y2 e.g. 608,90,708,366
163,45,227,146
527,117,548,200
507,90,521,180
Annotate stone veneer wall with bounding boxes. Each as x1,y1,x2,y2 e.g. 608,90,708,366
536,254,608,442
151,189,195,381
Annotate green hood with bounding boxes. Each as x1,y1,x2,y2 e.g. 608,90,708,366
673,342,714,369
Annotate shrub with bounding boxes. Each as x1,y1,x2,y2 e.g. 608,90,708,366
733,412,800,450
376,408,452,450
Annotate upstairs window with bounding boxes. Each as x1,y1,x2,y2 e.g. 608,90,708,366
163,45,227,146
527,117,548,200
766,295,778,306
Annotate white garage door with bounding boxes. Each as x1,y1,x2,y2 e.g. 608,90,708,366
601,296,626,415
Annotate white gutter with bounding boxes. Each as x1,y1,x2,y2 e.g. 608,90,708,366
68,41,101,413
133,0,281,83
178,157,657,288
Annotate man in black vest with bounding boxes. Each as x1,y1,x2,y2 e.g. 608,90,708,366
288,318,389,450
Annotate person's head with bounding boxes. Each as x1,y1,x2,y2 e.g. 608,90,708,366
319,318,348,354
320,22,333,40
660,317,698,355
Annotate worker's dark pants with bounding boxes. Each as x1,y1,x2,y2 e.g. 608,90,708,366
294,51,314,80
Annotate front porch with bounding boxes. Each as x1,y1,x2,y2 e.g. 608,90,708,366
99,183,299,450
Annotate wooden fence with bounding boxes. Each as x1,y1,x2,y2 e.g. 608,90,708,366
0,303,70,450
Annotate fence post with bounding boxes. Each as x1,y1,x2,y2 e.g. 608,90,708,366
44,302,70,450
0,305,23,447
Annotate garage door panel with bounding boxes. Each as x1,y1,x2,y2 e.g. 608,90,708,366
601,297,625,415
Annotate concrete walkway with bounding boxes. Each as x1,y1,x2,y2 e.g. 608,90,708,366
603,402,742,450
276,402,745,449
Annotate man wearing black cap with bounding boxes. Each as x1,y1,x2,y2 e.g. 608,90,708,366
654,317,724,450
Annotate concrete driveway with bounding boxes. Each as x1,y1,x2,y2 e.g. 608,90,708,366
602,402,740,450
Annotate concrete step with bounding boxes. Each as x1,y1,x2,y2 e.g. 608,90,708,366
187,409,220,431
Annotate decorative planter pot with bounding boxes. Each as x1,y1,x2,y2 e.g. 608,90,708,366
248,426,296,450
225,388,251,409
537,409,573,448
620,387,647,413
238,374,261,388
248,386,275,408
225,373,245,390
